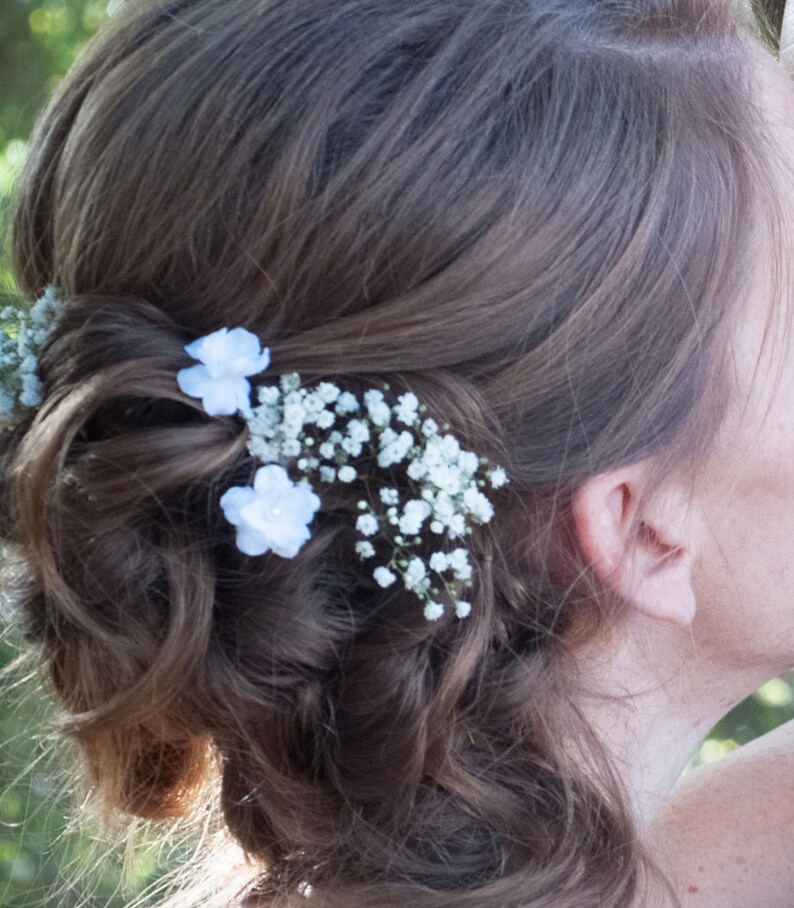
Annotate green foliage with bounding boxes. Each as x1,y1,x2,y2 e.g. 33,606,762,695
0,5,177,903
0,625,180,907
0,0,116,294
0,0,110,140
691,674,794,768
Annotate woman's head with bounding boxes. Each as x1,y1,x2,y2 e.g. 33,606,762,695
0,0,782,904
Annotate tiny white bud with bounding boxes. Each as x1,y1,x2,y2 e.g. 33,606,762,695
355,541,376,560
356,514,379,536
373,567,397,588
489,466,508,488
429,552,449,572
319,465,336,483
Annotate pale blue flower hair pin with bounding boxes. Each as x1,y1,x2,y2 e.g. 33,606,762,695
176,327,509,621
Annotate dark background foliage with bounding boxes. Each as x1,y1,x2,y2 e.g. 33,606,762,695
1,0,793,904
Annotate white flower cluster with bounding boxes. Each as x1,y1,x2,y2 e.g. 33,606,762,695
178,326,510,621
0,285,65,420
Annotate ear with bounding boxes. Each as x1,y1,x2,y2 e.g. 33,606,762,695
570,463,696,626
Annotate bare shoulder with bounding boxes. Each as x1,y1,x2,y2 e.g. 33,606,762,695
644,720,794,908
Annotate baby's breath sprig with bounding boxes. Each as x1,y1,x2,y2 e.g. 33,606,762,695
237,371,508,621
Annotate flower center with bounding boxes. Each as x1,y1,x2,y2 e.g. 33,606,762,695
270,507,282,517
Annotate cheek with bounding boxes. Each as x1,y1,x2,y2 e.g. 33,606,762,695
691,419,794,666
705,384,794,538
735,404,794,513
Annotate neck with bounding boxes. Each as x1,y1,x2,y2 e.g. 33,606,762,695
567,610,780,837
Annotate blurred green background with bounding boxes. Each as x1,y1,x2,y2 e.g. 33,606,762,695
0,0,118,293
1,0,794,905
0,2,202,905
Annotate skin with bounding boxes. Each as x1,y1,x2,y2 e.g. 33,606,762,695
648,721,794,906
567,40,794,906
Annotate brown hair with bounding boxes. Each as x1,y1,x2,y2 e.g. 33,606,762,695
0,0,775,905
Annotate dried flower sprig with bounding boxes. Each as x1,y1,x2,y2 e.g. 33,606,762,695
0,285,65,419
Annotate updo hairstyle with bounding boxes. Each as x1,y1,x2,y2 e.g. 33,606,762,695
0,1,776,905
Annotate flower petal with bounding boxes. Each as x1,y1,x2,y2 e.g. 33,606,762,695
202,377,251,415
230,379,255,413
184,329,231,377
253,463,293,496
176,363,212,399
219,486,258,525
269,522,312,558
235,524,272,556
292,485,322,522
224,327,271,375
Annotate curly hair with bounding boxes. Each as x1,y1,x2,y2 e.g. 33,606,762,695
0,0,774,905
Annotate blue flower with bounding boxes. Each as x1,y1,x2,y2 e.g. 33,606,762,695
177,326,270,416
219,464,321,558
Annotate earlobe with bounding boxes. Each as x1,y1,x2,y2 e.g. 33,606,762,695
571,465,697,626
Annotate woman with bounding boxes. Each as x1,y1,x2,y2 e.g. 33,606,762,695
2,0,793,905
